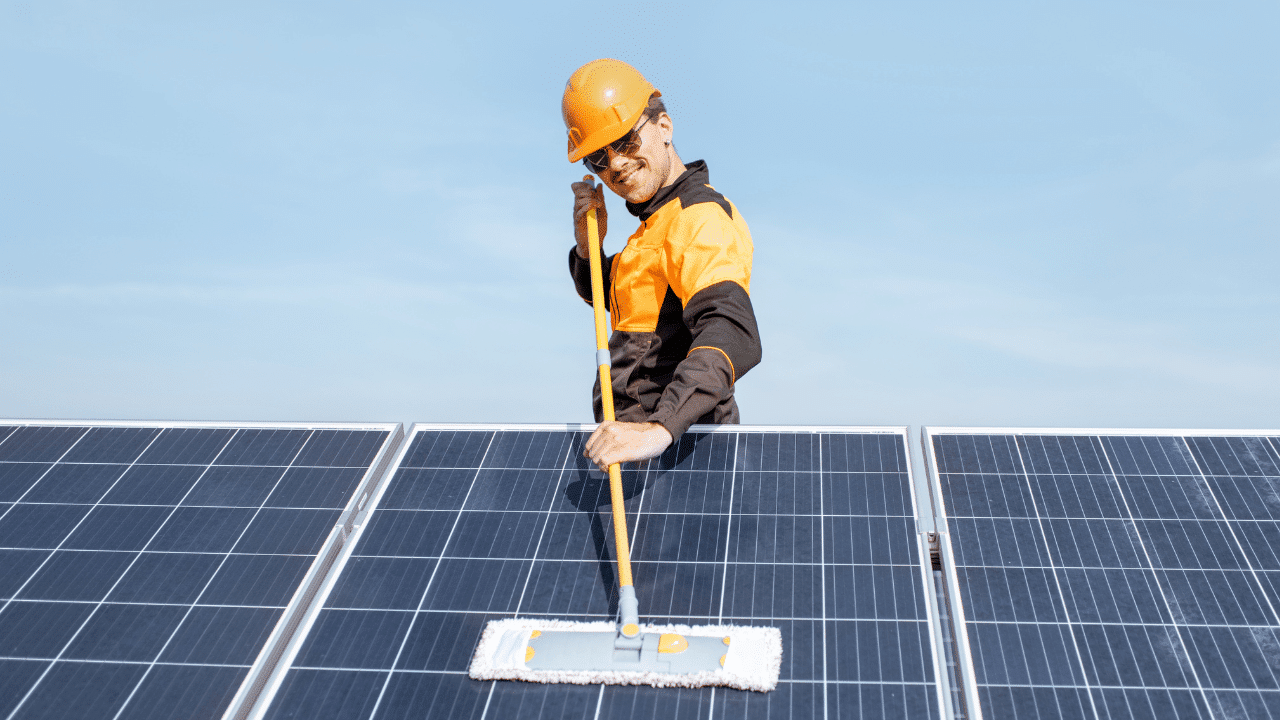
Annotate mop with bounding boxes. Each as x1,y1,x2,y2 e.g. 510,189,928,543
468,187,781,691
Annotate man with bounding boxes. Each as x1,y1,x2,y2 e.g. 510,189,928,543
563,59,762,473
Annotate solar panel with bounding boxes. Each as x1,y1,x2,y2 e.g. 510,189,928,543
0,420,402,720
923,428,1280,719
251,424,945,720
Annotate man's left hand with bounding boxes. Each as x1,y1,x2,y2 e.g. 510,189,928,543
584,421,673,473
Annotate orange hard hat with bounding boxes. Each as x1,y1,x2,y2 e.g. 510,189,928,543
562,59,660,163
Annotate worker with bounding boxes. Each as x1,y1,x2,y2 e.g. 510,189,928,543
563,59,762,473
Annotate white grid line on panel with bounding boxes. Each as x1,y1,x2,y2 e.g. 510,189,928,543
1010,436,1102,720
364,432,498,720
109,429,324,720
1180,438,1280,629
819,433,829,720
1097,436,1228,717
3,427,224,720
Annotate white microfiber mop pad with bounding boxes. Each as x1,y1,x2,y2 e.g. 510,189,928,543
469,618,782,691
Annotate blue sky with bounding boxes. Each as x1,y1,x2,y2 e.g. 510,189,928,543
3,2,1277,429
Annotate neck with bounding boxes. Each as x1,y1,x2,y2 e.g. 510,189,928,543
660,150,687,190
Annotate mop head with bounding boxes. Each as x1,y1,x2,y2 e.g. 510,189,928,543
469,618,781,691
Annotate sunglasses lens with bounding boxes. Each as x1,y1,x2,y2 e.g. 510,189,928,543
580,115,647,174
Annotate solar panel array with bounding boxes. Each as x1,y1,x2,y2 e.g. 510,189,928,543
0,421,399,720
259,425,942,720
926,430,1280,720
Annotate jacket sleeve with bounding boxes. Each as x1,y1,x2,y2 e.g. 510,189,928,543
568,246,613,310
647,208,762,438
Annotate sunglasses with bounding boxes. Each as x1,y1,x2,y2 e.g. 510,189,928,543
582,114,651,174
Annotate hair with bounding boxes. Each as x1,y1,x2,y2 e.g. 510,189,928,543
644,93,667,120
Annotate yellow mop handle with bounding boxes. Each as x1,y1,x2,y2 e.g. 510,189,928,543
585,194,635,590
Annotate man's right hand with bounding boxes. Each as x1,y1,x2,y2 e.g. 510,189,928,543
572,176,607,258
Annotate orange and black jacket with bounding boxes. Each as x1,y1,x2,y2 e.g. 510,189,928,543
569,160,762,439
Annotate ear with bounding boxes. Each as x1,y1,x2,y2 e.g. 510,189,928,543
653,112,674,143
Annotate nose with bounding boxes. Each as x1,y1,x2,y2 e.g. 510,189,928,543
606,148,630,173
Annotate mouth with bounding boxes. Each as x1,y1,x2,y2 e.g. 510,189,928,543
613,163,643,186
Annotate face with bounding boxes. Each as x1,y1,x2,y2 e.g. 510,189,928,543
594,113,675,204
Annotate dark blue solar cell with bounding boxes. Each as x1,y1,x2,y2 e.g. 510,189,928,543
354,510,455,557
1233,521,1280,569
1027,473,1126,518
968,622,1083,686
107,552,224,604
629,469,734,515
630,512,727,563
1205,475,1280,521
977,685,1094,720
400,431,494,469
823,472,912,517
822,433,906,473
0,503,92,548
136,428,236,465
292,430,387,468
147,507,256,553
720,562,821,618
293,609,414,669
180,466,282,507
827,565,926,621
459,468,569,512
1018,435,1107,475
481,675,602,720
200,553,315,607
325,557,438,610
481,431,577,470
726,514,816,564
0,426,87,463
831,682,938,720
1203,689,1280,719
516,559,614,616
62,603,188,661
938,472,1035,518
1135,519,1247,569
0,463,52,502
0,550,48,598
264,466,366,508
19,550,136,601
377,468,484,511
418,558,532,613
1119,474,1221,520
826,620,932,682
21,464,130,504
0,601,97,657
1182,626,1280,691
120,664,249,720
376,672,491,720
61,505,172,552
13,660,149,720
1073,623,1197,688
947,518,1050,567
956,567,1065,623
233,509,340,555
0,660,49,717
826,516,917,565
98,464,206,506
62,427,162,464
445,511,555,559
593,683,711,720
653,431,736,472
736,432,819,472
1157,569,1275,625
1040,519,1145,568
214,429,312,467
1056,568,1168,624
160,606,282,665
393,611,496,672
263,669,385,720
